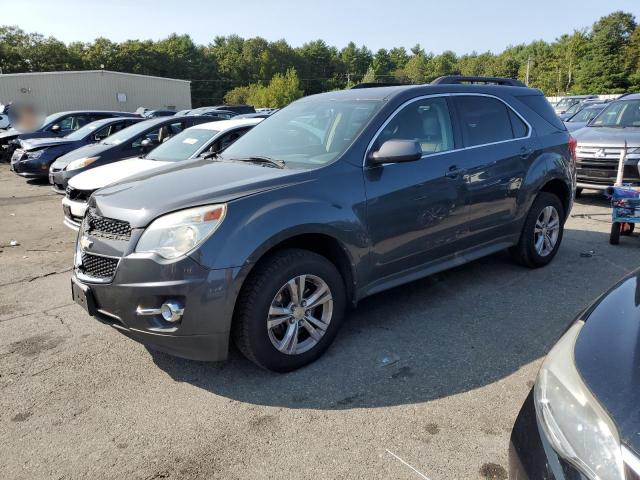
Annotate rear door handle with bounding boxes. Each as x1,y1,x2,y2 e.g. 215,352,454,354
519,147,534,159
446,165,464,179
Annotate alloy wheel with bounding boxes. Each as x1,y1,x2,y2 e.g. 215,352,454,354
534,206,560,257
267,274,333,355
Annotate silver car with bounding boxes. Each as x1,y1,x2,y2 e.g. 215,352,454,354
574,94,640,193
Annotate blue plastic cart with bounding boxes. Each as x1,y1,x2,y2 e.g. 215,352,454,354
609,191,640,244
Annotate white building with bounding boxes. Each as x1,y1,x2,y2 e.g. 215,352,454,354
0,70,191,114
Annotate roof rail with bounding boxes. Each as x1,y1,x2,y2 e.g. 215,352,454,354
431,76,526,87
351,82,410,89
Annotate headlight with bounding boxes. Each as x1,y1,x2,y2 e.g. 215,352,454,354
26,149,44,159
534,321,624,480
65,156,99,171
135,204,227,259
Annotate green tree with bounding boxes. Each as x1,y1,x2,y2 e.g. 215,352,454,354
361,64,376,83
575,11,636,92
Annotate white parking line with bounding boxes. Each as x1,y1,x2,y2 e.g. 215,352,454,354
385,449,431,480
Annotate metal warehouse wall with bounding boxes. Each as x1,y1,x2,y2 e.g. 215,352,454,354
0,70,191,115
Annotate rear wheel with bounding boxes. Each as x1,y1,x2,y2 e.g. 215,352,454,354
511,192,565,268
232,248,346,372
621,222,635,236
610,222,621,245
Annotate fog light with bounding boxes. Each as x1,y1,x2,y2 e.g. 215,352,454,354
160,301,184,323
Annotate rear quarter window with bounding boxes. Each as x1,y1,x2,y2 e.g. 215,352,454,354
454,96,514,147
516,94,566,131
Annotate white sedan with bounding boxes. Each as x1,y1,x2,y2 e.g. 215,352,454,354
62,117,262,230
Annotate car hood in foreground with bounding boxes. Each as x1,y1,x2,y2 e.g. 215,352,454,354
574,126,640,148
20,137,78,151
91,158,310,228
574,269,640,455
69,158,170,192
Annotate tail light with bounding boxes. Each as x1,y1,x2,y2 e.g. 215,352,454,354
568,136,577,165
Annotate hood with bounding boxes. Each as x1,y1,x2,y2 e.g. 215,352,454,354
52,142,112,168
0,128,19,140
564,122,587,133
20,137,77,151
574,126,640,148
574,270,640,455
91,158,309,228
69,158,170,192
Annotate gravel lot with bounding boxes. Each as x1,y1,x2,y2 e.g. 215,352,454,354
1,163,638,480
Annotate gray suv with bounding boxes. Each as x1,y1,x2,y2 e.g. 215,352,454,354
574,94,640,193
70,77,575,372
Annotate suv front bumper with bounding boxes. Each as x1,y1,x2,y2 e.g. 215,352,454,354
72,248,244,362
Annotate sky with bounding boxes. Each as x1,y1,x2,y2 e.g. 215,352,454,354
3,0,640,54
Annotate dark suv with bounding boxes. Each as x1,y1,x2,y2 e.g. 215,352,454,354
71,77,575,372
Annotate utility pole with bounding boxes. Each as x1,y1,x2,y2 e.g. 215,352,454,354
525,56,531,86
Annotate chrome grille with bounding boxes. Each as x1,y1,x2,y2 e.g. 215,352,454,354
80,253,118,279
576,145,640,186
85,208,132,240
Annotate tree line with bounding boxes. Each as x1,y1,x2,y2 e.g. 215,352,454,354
0,11,638,108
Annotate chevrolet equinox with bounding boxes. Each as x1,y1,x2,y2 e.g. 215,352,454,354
71,77,575,372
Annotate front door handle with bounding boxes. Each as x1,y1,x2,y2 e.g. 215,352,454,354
446,165,464,179
519,146,534,159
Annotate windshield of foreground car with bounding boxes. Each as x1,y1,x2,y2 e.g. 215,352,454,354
220,98,382,168
568,106,605,123
590,100,640,128
146,128,218,161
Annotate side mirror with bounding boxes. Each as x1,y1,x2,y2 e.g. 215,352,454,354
140,138,154,151
368,139,422,165
50,124,61,133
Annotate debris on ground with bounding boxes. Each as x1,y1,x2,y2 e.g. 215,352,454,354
580,250,596,258
9,240,19,247
378,353,400,367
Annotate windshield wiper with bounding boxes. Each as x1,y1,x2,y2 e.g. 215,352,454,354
232,155,286,169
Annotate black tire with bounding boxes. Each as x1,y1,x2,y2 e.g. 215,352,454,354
575,188,583,198
510,192,565,268
621,222,635,236
232,248,346,372
610,222,621,245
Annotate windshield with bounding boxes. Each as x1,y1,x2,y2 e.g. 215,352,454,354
590,100,640,128
65,122,102,140
564,103,582,115
147,128,218,161
556,98,576,109
102,121,155,145
42,112,65,128
221,98,382,168
568,107,603,123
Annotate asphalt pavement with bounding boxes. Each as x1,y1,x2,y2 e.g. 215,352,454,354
1,164,638,479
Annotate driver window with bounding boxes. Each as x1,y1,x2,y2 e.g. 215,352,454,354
377,97,454,155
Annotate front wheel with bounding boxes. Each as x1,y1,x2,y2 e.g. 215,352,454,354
610,222,621,245
232,248,346,372
510,192,565,268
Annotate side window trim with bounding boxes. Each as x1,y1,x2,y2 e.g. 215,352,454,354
364,93,532,167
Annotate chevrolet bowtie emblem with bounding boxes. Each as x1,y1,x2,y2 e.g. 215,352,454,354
79,236,93,251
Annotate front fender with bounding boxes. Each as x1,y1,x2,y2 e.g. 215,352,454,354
188,161,369,277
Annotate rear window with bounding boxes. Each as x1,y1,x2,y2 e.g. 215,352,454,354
517,94,566,131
